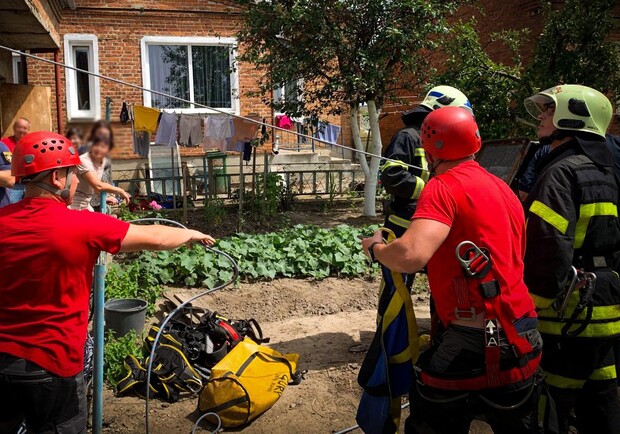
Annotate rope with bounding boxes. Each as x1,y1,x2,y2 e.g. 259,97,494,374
0,44,425,172
128,218,239,434
192,412,222,434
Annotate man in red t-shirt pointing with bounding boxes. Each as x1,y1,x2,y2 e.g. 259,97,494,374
362,107,542,433
0,132,215,434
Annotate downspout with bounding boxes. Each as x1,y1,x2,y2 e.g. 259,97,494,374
54,49,63,134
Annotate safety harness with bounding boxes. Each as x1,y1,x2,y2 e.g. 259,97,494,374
117,308,268,402
553,266,598,337
418,241,540,390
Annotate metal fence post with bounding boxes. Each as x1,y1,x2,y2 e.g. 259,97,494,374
92,192,107,434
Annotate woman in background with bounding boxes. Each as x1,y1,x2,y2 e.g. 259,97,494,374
70,135,130,211
65,127,84,150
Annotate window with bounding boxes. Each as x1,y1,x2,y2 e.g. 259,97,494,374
64,34,101,121
274,80,303,113
141,37,238,114
11,53,23,84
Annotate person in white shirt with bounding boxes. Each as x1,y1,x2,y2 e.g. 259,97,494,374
70,135,130,211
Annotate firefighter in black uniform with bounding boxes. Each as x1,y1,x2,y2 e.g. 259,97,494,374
381,85,473,238
523,84,620,434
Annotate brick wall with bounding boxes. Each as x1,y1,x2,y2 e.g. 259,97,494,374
27,0,350,161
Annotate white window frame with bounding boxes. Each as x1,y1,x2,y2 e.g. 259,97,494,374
64,34,101,121
140,36,239,115
274,79,304,115
11,53,22,84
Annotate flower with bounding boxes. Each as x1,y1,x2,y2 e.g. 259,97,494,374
149,200,163,211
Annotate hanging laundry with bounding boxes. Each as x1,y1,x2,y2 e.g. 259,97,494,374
243,141,253,162
120,102,130,125
275,114,293,130
316,121,341,145
203,116,233,152
179,114,202,147
155,112,178,148
133,130,150,158
134,105,161,134
228,116,261,152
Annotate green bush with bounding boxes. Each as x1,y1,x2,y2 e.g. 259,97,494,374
105,262,164,315
103,330,144,388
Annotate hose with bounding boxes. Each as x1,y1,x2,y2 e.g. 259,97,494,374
128,218,239,434
192,412,222,434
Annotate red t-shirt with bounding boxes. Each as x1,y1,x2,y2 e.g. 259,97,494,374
0,198,130,376
1,136,17,152
413,161,534,327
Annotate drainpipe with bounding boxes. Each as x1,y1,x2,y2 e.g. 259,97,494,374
54,50,63,134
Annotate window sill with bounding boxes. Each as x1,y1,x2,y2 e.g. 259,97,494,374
157,107,240,115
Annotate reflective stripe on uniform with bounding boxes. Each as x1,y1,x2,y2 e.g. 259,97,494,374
388,214,411,229
418,148,430,182
537,317,620,337
537,291,620,322
589,364,617,381
530,292,556,310
544,372,586,389
381,160,409,172
529,200,569,234
411,177,425,200
574,202,618,249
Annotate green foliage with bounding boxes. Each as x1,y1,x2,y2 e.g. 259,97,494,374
120,224,377,287
103,330,143,388
204,198,227,226
523,0,620,100
237,0,465,115
434,20,527,140
105,262,164,315
245,173,290,220
116,203,163,222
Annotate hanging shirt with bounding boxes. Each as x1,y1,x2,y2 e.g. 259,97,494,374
134,105,161,134
155,112,178,148
133,130,150,158
316,121,341,145
0,198,130,377
228,117,260,152
203,116,233,152
275,114,293,130
70,152,110,211
179,115,202,147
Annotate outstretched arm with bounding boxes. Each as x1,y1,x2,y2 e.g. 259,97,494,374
120,225,215,252
82,171,131,204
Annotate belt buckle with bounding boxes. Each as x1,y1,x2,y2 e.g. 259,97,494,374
455,241,491,278
454,307,477,321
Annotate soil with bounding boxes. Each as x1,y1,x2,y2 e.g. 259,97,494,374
165,203,383,240
102,277,492,434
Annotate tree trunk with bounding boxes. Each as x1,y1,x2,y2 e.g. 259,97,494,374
363,99,382,216
350,106,369,177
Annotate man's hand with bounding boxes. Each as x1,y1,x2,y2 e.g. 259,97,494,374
119,190,131,205
188,230,216,247
361,229,384,259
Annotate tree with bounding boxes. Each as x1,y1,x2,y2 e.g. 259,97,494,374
522,0,620,101
237,0,465,216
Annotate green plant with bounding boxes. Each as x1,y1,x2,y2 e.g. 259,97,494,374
204,198,227,226
105,262,164,315
114,224,378,287
103,330,143,388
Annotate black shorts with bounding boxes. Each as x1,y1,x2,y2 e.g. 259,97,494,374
0,353,87,434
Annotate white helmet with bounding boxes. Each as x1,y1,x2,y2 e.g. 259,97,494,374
420,85,473,114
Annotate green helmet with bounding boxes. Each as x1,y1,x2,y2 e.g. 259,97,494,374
420,85,473,114
524,84,612,140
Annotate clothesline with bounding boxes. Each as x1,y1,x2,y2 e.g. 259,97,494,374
0,44,425,172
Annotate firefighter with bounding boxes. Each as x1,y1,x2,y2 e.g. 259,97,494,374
380,85,472,238
0,132,215,433
362,107,542,433
522,84,620,434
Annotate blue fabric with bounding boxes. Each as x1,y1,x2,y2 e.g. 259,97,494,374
356,392,392,434
316,122,341,145
518,144,551,193
0,142,12,208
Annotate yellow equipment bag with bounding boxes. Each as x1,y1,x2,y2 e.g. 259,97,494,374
198,337,302,428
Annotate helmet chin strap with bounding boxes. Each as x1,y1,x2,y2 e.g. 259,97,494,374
27,168,73,202
539,129,570,147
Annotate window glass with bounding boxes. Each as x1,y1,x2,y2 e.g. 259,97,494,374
148,45,190,109
192,45,232,108
73,46,91,110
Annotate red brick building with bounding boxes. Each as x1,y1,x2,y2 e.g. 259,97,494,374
11,0,351,166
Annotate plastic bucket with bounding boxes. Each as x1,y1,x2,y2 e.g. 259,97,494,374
104,298,148,337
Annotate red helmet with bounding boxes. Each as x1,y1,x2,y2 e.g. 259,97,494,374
12,131,80,181
420,106,481,161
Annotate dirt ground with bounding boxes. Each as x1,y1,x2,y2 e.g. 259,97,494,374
102,277,492,434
